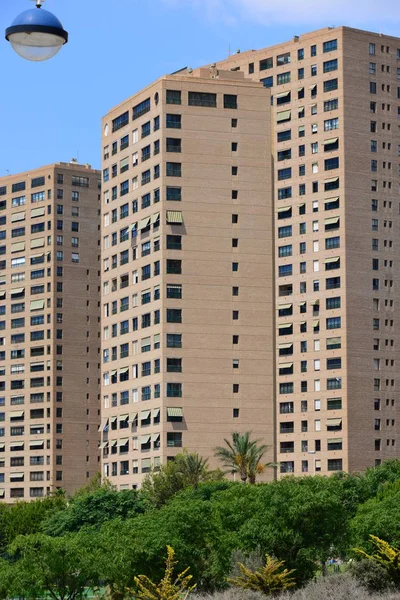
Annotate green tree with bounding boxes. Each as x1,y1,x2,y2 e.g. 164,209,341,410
43,487,146,536
142,451,223,507
9,532,101,600
351,482,400,552
229,554,295,595
133,546,196,600
214,432,272,484
0,494,66,553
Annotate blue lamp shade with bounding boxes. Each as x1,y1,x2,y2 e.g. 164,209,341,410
5,8,68,61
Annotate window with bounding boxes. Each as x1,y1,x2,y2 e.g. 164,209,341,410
326,316,341,329
324,78,338,92
277,52,290,65
224,94,237,109
188,92,217,107
166,114,181,129
132,98,150,120
323,39,337,52
260,57,273,70
112,111,129,132
277,130,291,143
277,72,291,85
166,163,181,177
166,187,181,201
166,90,181,105
324,118,339,131
323,59,338,73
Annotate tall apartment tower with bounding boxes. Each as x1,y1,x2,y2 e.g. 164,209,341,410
0,162,101,501
100,70,274,487
213,26,400,475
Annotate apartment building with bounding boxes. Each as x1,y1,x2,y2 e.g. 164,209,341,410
0,162,101,501
100,70,274,487
212,26,400,475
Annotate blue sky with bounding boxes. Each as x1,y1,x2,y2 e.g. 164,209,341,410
1,0,400,175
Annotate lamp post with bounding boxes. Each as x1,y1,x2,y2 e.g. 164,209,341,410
5,0,68,62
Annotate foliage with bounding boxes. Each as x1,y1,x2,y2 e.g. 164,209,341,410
355,536,400,588
228,554,295,595
0,494,66,553
279,573,399,600
214,432,272,484
43,487,146,536
351,485,400,552
142,451,224,507
8,531,100,600
132,546,196,600
349,558,393,593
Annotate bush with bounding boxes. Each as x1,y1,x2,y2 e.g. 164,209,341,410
280,574,400,600
350,558,393,592
228,555,295,595
193,590,264,600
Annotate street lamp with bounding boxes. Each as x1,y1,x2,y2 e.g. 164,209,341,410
5,0,68,62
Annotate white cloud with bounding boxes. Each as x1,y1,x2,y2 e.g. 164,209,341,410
163,0,400,27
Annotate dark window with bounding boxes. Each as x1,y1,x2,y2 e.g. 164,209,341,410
167,308,182,323
166,90,181,105
132,99,150,120
224,94,237,109
166,187,181,201
188,92,217,107
112,111,129,132
166,138,181,153
166,114,181,129
324,78,338,92
31,176,45,188
12,182,26,194
260,76,273,88
166,163,181,177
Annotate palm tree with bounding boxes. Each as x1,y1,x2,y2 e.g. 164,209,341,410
214,432,272,484
176,451,210,489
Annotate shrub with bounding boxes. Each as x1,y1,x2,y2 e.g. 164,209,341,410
280,573,380,600
229,554,295,595
350,558,393,592
355,536,400,588
133,546,196,600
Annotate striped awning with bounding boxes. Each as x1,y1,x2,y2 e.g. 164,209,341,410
166,211,183,224
167,407,183,417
